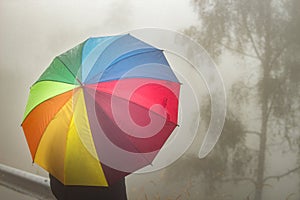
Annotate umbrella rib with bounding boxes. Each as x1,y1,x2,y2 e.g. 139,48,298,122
106,48,158,67
30,92,73,163
62,113,80,184
21,87,76,125
84,35,128,83
33,79,75,85
86,88,174,123
84,91,158,167
84,34,160,83
85,48,159,84
57,57,82,86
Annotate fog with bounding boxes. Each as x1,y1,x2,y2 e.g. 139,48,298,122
0,0,197,170
0,0,201,199
1,0,299,200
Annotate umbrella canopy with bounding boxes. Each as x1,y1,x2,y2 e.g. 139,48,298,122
21,34,180,186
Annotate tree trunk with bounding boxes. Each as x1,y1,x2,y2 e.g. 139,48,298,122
254,1,272,199
254,40,272,200
254,96,268,200
254,57,271,200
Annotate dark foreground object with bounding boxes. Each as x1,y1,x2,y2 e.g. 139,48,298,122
49,174,127,200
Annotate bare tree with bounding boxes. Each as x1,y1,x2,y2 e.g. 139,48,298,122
184,0,300,199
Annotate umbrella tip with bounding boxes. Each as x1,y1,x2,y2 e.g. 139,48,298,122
76,78,83,86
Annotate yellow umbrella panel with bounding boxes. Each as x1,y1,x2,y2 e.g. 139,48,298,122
22,83,108,186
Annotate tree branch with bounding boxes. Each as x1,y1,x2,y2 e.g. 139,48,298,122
242,16,263,62
217,41,259,59
266,92,276,120
265,76,287,120
269,44,288,69
221,177,256,186
244,130,261,136
263,166,300,182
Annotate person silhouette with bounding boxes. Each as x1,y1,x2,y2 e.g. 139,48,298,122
49,174,127,200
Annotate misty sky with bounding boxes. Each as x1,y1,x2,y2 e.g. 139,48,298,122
0,0,243,178
1,1,299,200
0,1,259,199
0,0,200,175
0,1,202,199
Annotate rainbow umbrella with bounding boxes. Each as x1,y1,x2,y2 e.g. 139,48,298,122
21,34,180,186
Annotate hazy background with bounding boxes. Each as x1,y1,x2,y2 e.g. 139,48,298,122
0,0,201,199
1,0,299,200
0,0,198,172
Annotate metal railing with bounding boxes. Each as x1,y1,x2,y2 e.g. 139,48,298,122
0,163,55,200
